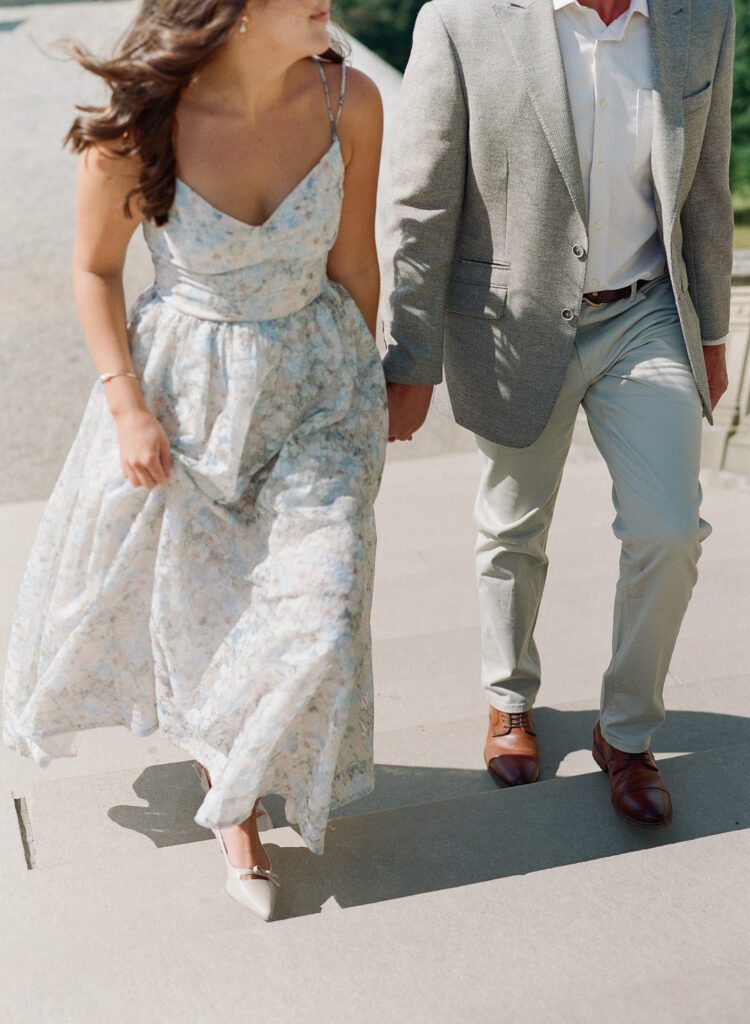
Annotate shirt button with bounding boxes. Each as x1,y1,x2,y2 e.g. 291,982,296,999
597,160,606,171
600,99,608,109
561,308,575,322
572,244,586,259
594,220,603,230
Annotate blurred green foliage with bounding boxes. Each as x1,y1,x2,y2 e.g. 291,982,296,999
336,0,750,216
732,0,750,217
335,0,425,73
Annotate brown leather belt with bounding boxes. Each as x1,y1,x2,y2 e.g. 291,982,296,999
582,280,648,306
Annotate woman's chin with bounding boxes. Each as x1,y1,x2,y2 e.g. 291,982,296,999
309,25,331,50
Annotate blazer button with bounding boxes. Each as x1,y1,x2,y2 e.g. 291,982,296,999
561,308,575,321
572,244,586,259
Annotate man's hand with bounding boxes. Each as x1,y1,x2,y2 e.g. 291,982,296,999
386,382,434,442
703,344,729,411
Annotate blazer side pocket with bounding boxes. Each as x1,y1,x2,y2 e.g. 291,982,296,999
446,259,510,320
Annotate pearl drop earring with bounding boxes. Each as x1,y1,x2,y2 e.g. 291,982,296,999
239,15,248,33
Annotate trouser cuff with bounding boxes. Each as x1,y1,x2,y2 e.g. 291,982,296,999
599,722,652,754
486,693,534,714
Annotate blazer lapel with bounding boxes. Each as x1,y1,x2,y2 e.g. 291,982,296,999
649,0,691,231
494,0,587,228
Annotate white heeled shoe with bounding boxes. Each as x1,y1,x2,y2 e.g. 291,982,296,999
194,763,279,921
212,828,279,921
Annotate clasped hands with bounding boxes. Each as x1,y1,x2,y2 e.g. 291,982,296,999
387,346,728,443
386,382,434,442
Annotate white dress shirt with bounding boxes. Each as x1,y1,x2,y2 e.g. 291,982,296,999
553,0,724,343
553,0,665,294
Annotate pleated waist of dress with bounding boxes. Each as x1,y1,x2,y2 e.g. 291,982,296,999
153,256,329,323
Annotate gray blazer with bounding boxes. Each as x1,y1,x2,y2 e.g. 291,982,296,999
380,0,735,447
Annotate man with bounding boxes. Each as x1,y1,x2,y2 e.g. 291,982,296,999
381,0,734,827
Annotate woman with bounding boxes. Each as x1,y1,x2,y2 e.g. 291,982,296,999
2,0,387,921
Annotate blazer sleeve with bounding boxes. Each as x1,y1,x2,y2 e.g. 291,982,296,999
680,2,735,345
380,2,468,385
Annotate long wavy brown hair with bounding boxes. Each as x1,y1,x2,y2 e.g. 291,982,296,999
65,0,346,225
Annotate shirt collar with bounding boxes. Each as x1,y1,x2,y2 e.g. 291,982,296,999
552,1,650,19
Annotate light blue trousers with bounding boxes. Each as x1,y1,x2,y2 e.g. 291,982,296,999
475,276,711,752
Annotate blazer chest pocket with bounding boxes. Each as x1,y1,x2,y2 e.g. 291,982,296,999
447,259,509,320
683,82,713,119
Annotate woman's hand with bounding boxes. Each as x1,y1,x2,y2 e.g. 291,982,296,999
114,408,173,489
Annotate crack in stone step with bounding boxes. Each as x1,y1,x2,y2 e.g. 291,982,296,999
13,796,37,870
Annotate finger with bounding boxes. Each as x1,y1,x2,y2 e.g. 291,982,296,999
159,437,173,476
122,462,140,488
134,465,158,490
147,456,167,485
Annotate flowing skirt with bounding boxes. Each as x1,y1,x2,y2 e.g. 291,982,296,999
3,281,388,854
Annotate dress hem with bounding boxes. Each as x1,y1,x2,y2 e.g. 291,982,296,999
4,716,374,856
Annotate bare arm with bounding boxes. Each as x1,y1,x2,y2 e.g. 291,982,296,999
73,146,171,488
326,68,383,337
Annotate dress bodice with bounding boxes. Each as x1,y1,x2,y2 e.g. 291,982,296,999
143,58,347,324
143,139,344,323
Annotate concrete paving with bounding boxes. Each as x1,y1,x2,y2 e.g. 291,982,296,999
1,447,749,1024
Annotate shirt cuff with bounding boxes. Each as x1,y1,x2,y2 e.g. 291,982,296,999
701,335,729,347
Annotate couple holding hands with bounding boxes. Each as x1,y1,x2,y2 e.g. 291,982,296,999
3,0,734,921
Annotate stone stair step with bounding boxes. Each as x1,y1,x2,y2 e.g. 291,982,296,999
7,676,748,877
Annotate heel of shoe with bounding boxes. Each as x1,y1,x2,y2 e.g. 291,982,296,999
193,762,211,793
592,743,609,773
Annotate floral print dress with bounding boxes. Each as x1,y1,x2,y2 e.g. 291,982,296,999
3,59,387,854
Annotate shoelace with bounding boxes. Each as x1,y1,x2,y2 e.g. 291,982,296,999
611,750,658,775
503,712,532,730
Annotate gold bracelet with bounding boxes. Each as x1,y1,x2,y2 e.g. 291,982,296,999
100,372,139,384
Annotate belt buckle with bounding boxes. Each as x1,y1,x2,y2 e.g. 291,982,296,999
583,293,605,308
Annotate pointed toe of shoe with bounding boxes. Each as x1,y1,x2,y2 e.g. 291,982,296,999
487,754,540,787
226,874,277,920
618,789,673,828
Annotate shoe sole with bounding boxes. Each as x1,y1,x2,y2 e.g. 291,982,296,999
592,742,673,829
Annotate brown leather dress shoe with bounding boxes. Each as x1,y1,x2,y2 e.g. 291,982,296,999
592,721,673,828
484,708,540,786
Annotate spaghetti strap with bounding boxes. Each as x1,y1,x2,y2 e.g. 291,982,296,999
313,57,347,140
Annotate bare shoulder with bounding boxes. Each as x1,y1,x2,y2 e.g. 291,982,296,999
336,66,383,159
76,140,145,229
341,67,383,120
311,59,382,125
316,61,381,111
80,138,143,186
